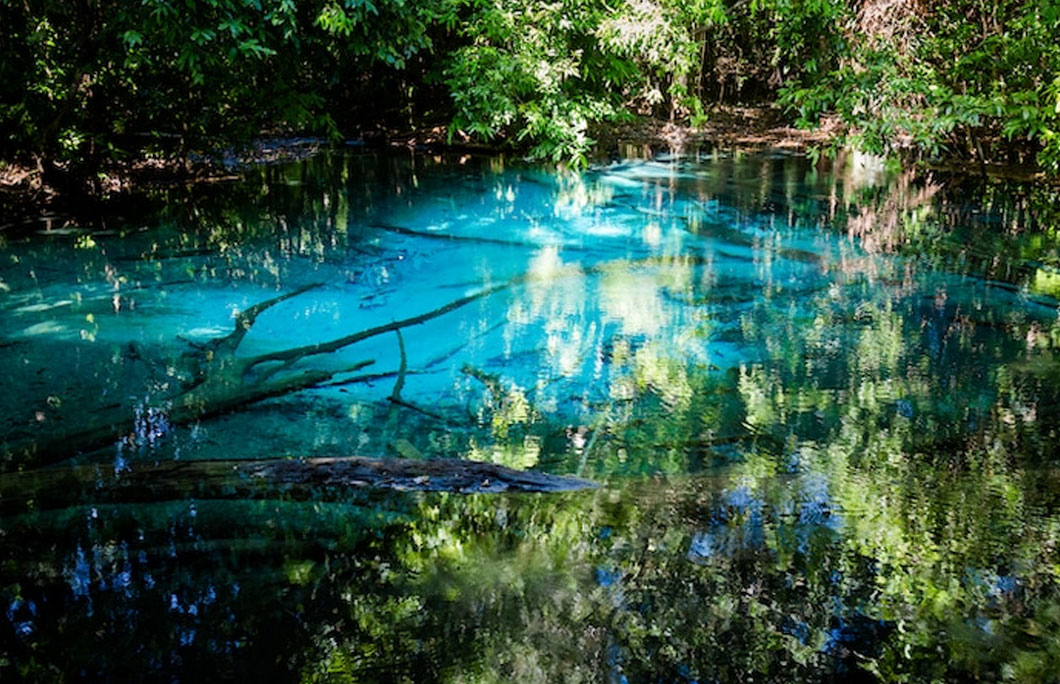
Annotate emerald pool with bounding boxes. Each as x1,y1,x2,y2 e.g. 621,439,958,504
2,151,1060,682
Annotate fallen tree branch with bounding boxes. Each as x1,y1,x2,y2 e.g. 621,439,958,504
247,278,519,369
461,363,505,398
371,222,585,251
207,282,324,358
424,318,506,369
311,369,438,390
0,456,598,514
3,275,527,468
390,329,407,401
386,397,458,426
5,256,676,469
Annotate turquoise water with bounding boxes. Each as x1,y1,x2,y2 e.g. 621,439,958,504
3,151,1060,681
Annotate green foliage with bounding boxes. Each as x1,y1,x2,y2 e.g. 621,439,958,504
780,0,1060,171
443,0,718,165
2,0,1059,174
1,0,853,171
442,0,609,165
0,0,444,172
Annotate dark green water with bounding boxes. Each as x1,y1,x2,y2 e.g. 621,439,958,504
3,151,1060,682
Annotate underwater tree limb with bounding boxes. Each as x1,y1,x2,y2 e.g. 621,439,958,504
386,397,460,426
425,319,507,369
370,222,605,254
390,329,407,402
5,262,631,470
372,222,543,249
3,276,524,469
4,359,377,468
460,363,505,398
314,369,423,389
247,278,518,369
209,282,324,357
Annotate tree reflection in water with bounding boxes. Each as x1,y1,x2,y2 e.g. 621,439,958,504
2,151,1060,682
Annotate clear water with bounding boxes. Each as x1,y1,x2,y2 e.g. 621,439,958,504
3,151,1060,682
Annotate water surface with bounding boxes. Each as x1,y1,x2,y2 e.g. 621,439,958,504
3,152,1060,682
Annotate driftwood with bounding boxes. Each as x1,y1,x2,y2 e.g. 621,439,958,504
4,276,524,469
371,222,600,253
4,254,714,471
0,456,598,514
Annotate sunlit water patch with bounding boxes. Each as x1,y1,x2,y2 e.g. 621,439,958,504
2,152,1060,681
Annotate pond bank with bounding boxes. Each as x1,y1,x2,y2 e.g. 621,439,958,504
0,108,838,209
590,107,842,159
0,137,326,216
1,107,1051,225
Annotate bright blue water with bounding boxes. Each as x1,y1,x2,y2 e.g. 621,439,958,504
2,151,1060,682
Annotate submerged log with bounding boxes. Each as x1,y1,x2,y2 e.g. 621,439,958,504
3,276,524,469
0,456,598,515
4,253,720,470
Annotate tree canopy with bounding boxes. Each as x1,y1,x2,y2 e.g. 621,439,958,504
1,0,1057,174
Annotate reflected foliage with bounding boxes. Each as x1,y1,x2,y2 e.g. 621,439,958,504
3,152,1060,681
782,1,1060,173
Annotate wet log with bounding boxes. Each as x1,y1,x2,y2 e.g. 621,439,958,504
0,456,598,515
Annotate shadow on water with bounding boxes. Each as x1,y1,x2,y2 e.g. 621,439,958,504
3,150,1060,681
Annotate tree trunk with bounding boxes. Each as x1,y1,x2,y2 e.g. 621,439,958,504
0,456,598,515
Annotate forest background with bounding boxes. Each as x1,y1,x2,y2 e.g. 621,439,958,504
2,0,1059,189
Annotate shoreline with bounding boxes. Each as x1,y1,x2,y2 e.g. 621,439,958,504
1,108,1050,221
590,107,842,159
